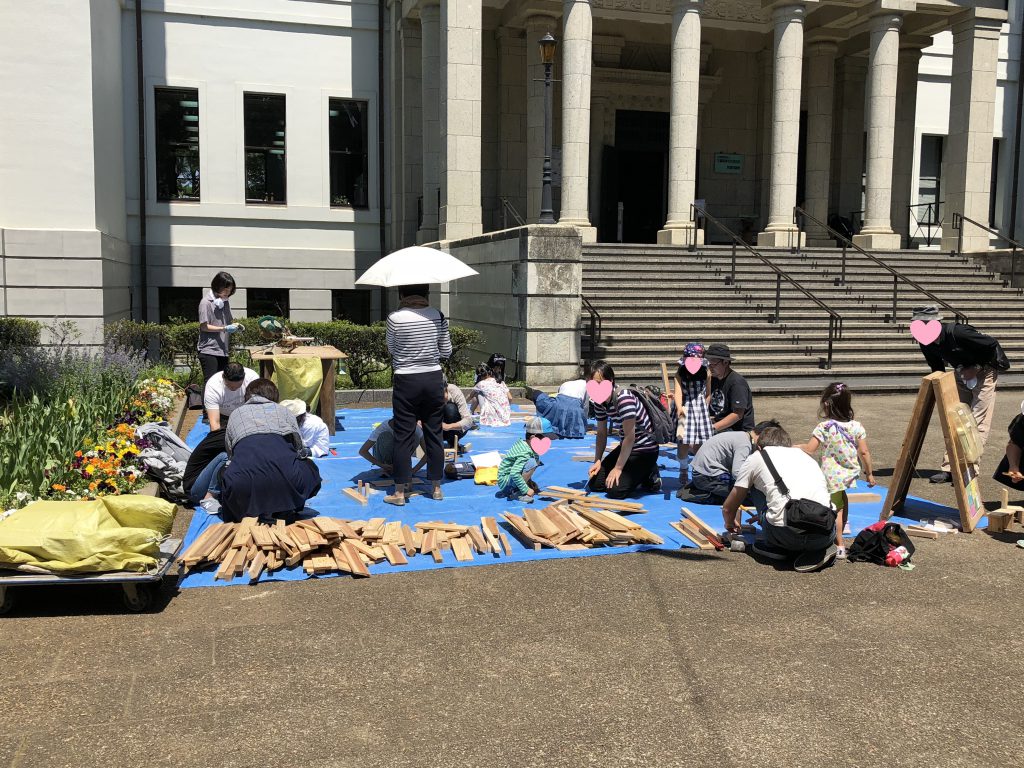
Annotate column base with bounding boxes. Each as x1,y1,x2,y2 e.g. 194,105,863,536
756,227,805,248
657,226,705,246
416,228,439,245
807,238,837,248
558,223,597,243
852,231,901,250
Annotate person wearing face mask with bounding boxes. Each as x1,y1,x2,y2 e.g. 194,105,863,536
198,271,242,385
912,305,1011,483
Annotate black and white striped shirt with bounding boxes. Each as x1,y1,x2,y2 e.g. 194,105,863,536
386,306,452,374
593,388,659,454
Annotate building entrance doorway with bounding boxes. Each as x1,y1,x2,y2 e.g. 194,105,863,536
599,110,669,243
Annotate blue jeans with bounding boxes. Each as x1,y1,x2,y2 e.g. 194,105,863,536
189,452,228,504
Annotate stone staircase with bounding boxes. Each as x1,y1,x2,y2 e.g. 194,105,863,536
580,243,1024,394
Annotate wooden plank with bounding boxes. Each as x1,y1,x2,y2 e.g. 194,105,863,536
501,513,546,550
498,532,513,556
882,374,937,520
661,361,673,398
480,520,502,554
384,544,409,566
329,545,352,573
231,517,257,548
846,493,882,504
905,526,940,540
401,524,417,556
415,522,471,533
524,508,560,538
545,486,587,496
421,530,437,554
670,521,714,550
341,541,371,577
363,518,386,539
343,487,369,505
450,536,475,562
481,516,501,537
466,526,488,554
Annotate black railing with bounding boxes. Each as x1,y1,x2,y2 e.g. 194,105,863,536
581,295,602,362
909,201,943,247
951,212,1023,287
794,206,967,325
692,204,842,369
500,196,526,229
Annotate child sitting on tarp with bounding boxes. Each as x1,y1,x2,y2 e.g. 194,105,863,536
497,417,546,502
281,399,330,458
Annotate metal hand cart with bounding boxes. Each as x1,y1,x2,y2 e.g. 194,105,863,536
0,537,183,615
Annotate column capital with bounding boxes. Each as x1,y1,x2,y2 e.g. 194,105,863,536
768,3,807,24
762,0,817,20
868,11,902,32
950,6,1007,38
419,1,440,20
805,38,839,56
872,0,915,14
671,0,704,11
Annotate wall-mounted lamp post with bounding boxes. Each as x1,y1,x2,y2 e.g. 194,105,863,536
538,32,557,225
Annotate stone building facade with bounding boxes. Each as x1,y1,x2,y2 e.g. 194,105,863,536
0,0,1019,343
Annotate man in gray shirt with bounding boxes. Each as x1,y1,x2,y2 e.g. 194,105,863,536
684,419,778,503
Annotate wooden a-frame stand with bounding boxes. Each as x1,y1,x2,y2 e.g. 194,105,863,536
882,371,986,532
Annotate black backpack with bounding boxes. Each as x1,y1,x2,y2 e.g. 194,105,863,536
848,522,915,565
626,386,676,445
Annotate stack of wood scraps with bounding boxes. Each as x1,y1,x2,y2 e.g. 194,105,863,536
670,508,725,551
176,514,515,583
502,487,663,551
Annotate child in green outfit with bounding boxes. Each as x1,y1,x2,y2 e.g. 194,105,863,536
497,417,546,502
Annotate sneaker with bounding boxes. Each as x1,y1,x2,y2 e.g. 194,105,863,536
794,544,838,573
383,493,406,507
835,546,848,560
843,523,852,535
199,498,222,515
929,471,952,484
751,540,789,561
647,475,663,493
431,486,444,501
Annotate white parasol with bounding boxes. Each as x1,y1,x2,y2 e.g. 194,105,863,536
355,246,479,287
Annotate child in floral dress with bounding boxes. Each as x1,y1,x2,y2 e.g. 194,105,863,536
798,382,875,559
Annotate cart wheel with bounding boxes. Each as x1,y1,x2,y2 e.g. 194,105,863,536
122,583,152,612
0,587,13,616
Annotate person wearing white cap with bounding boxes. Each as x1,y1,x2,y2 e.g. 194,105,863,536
281,399,330,458
911,305,1010,483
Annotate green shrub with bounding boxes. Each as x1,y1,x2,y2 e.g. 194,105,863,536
104,319,164,351
0,317,41,349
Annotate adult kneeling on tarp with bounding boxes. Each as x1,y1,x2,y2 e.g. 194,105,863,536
220,378,322,523
720,421,838,573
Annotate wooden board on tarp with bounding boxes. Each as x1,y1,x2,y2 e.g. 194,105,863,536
882,371,985,532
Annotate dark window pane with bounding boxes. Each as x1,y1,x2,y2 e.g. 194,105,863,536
329,99,369,208
244,93,286,204
158,287,203,324
248,288,290,319
155,88,200,201
332,289,372,324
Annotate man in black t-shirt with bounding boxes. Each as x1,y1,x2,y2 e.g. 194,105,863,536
706,343,755,433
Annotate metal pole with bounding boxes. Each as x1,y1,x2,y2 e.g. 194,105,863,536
840,243,847,285
1013,245,1018,288
728,241,736,285
539,59,555,224
135,0,148,322
826,318,834,369
773,273,781,322
891,274,898,323
956,214,964,257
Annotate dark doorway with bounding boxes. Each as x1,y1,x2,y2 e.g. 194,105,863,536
600,110,669,243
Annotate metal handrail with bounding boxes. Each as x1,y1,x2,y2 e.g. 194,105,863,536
951,212,1023,287
794,206,967,325
691,204,842,369
581,295,602,362
500,197,526,229
909,201,943,247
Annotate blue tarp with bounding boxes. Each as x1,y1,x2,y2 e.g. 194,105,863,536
178,406,960,588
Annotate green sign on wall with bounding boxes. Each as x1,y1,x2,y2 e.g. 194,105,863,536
714,153,743,174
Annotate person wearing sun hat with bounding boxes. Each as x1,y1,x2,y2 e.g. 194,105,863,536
911,304,1010,483
281,399,330,458
497,417,546,502
705,343,755,434
673,342,715,497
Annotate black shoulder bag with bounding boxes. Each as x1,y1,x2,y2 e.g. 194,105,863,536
758,447,837,535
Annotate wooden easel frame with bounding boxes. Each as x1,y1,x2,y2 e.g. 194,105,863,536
882,371,986,532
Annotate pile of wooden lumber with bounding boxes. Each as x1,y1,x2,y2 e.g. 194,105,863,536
501,487,663,550
176,515,517,582
669,508,725,551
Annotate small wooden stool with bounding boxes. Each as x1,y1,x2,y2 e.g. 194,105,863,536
987,489,1024,533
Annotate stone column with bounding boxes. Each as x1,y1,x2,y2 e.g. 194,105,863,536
558,0,596,241
803,40,837,245
497,29,527,225
401,19,423,248
657,0,704,245
853,12,902,251
833,58,867,222
525,15,557,224
758,2,808,247
417,2,440,243
941,7,1007,253
890,43,923,248
438,0,483,241
589,95,607,232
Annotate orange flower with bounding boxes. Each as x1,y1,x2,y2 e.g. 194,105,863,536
51,484,66,492
74,451,83,458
